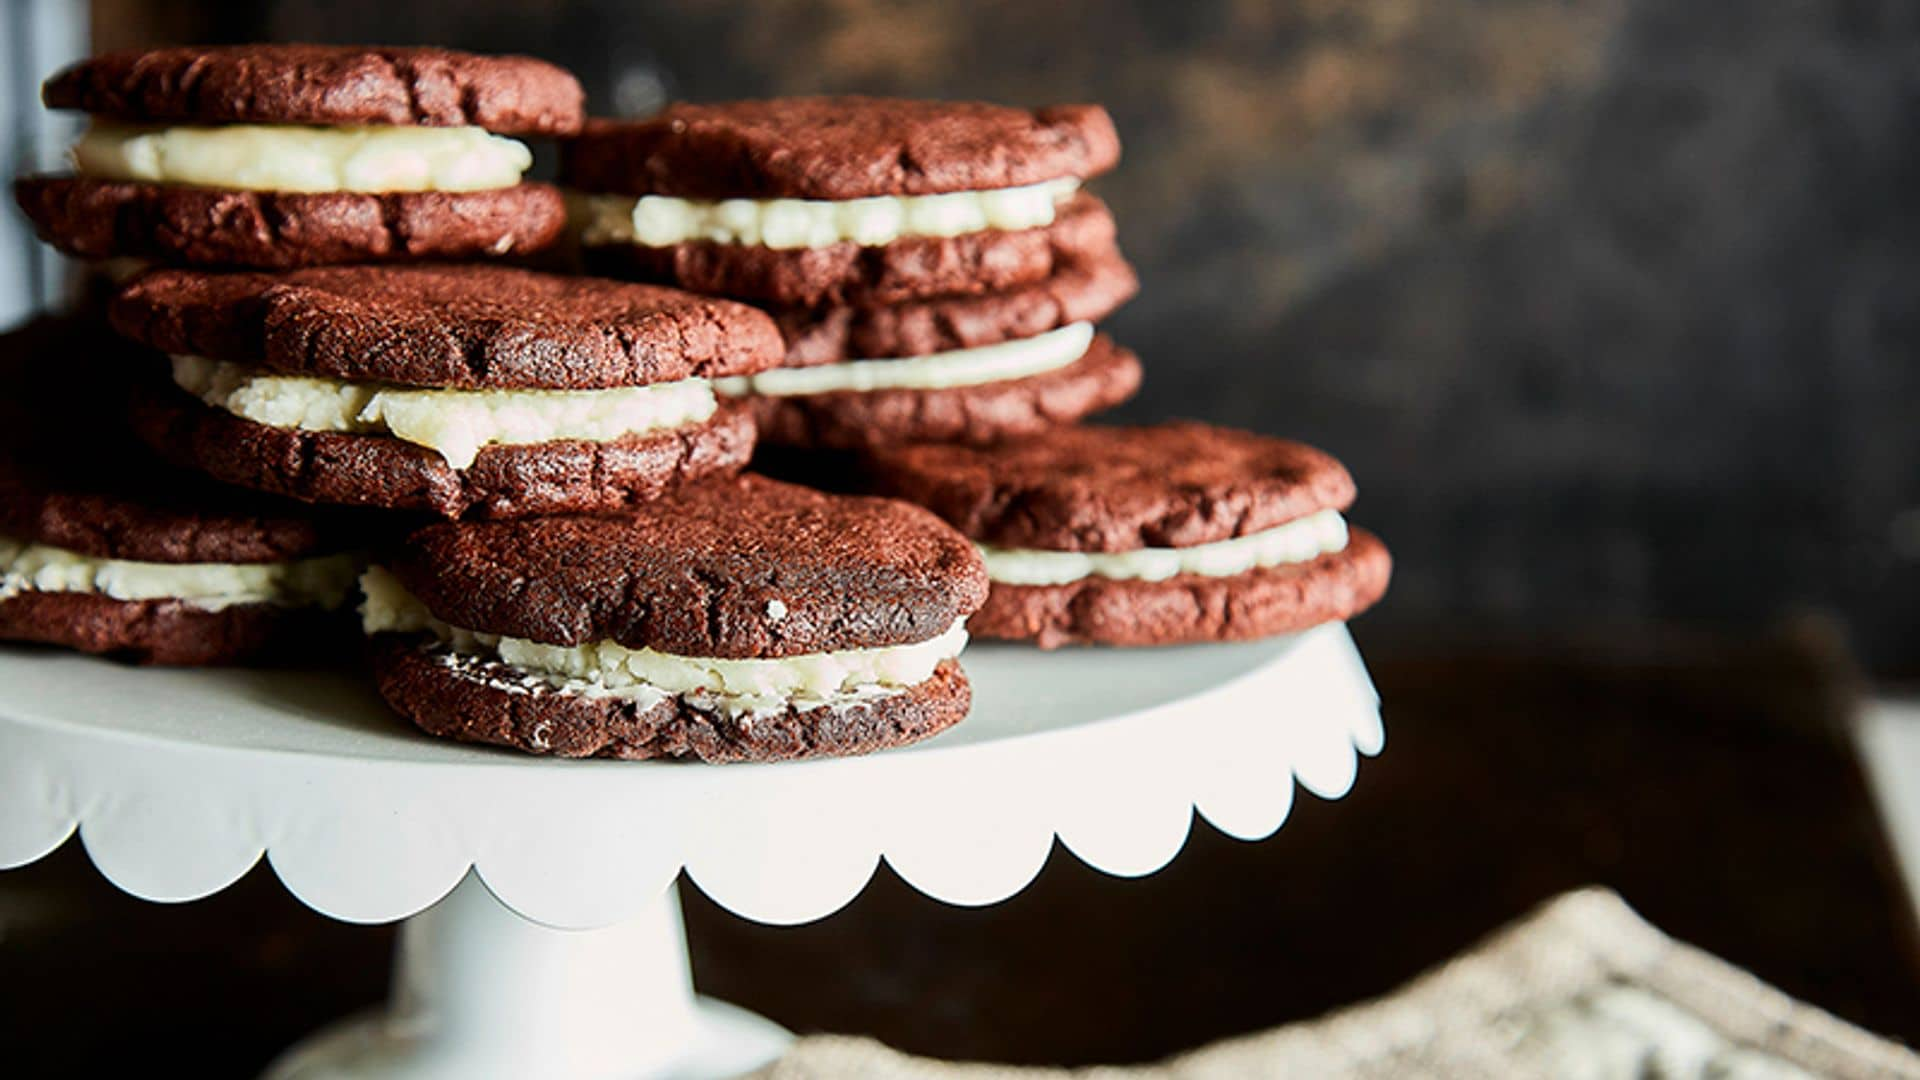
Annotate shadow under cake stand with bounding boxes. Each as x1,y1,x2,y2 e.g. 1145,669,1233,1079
0,623,1383,1079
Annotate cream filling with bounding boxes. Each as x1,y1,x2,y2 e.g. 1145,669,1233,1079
171,355,718,471
716,322,1094,398
72,122,531,193
0,534,356,612
573,176,1080,250
980,509,1350,586
360,567,967,713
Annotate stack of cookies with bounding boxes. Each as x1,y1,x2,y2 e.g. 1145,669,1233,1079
3,46,605,673
563,98,1143,450
1,40,598,667
3,42,1388,764
562,95,1390,650
4,46,991,762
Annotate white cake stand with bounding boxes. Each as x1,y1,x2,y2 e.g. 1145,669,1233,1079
0,623,1383,1079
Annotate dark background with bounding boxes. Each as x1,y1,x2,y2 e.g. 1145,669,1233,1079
89,0,1920,673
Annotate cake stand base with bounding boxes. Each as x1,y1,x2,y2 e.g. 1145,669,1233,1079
263,873,791,1080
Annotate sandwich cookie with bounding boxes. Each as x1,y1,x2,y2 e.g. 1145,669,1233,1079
110,265,783,518
0,317,365,665
867,423,1391,648
0,452,362,666
731,251,1143,450
362,475,990,762
563,97,1123,307
16,45,584,268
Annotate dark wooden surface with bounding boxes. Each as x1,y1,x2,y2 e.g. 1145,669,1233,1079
2,624,1915,1076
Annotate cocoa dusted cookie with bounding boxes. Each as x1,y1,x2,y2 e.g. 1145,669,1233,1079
867,423,1391,648
361,474,990,762
565,97,1123,307
16,45,584,268
110,264,784,519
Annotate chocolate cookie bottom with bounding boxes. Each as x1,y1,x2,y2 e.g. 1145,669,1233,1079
773,251,1138,366
372,640,972,762
0,589,339,665
15,176,567,269
133,388,756,519
744,335,1141,451
969,529,1392,648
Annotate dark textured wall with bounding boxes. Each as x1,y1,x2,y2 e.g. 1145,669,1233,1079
97,0,1920,668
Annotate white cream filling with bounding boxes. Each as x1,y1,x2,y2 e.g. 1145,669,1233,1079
0,534,356,612
360,566,967,713
72,122,532,193
716,322,1094,398
980,509,1350,586
573,176,1079,250
171,355,718,471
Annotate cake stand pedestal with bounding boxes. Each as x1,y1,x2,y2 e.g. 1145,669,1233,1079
0,623,1383,1079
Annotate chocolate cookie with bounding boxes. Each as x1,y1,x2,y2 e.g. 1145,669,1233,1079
366,474,989,761
131,386,757,521
869,422,1359,551
966,531,1392,648
0,455,338,564
0,432,363,666
113,264,785,389
562,98,1118,200
580,190,1121,308
43,45,584,133
774,251,1138,367
0,590,335,666
866,423,1390,647
23,45,583,267
16,177,567,269
372,645,970,763
110,264,779,517
382,474,986,656
743,334,1142,451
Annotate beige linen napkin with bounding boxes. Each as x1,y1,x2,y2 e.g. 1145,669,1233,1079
747,888,1919,1079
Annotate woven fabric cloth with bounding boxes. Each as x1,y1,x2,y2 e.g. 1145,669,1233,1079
746,888,1919,1079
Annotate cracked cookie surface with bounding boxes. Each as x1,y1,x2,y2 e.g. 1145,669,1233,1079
112,264,784,389
868,422,1360,552
562,97,1116,199
382,473,988,656
43,45,583,134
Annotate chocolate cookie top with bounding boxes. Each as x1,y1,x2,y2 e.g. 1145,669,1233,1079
43,45,584,135
867,422,1359,553
384,474,988,658
0,451,347,564
563,97,1120,199
111,264,785,389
